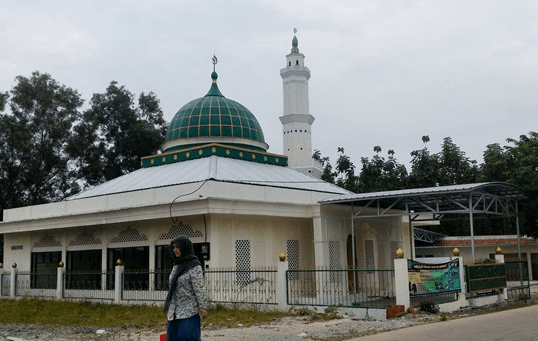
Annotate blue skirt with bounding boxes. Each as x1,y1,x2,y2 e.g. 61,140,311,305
167,314,201,341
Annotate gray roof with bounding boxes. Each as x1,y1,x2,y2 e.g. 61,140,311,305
320,182,526,204
66,155,350,201
319,182,526,219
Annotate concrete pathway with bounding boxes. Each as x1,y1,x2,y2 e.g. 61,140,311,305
349,304,538,341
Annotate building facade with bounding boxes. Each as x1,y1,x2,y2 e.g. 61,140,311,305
0,32,410,279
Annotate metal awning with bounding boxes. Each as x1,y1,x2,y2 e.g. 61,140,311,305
320,182,525,219
414,227,445,244
320,182,527,261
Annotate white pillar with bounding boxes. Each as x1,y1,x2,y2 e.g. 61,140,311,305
276,258,289,309
114,265,124,304
394,258,410,309
10,266,17,298
495,254,508,301
452,256,467,307
57,267,65,299
312,208,328,268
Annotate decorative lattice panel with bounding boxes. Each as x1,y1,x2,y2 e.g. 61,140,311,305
33,235,62,248
287,240,300,280
235,240,251,283
287,240,300,269
329,241,341,268
69,232,102,246
110,227,148,243
329,241,341,281
159,221,203,240
365,240,375,270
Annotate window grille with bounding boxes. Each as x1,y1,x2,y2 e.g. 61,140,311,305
69,232,102,246
235,240,251,283
159,221,203,240
287,240,300,280
110,227,148,243
329,241,341,281
365,240,375,270
33,235,62,248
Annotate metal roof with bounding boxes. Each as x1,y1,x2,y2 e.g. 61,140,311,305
319,182,526,219
66,155,350,201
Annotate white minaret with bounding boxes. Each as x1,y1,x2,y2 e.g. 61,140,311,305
280,29,322,178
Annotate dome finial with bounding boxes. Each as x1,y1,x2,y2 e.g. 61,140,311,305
291,28,299,53
212,54,218,71
211,54,218,83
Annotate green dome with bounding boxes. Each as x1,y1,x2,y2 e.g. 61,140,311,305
163,72,268,152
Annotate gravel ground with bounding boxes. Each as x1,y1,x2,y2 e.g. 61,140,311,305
0,301,532,341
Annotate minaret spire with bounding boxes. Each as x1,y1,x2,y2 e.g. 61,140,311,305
280,29,322,178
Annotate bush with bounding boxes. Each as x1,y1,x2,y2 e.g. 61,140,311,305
418,301,439,314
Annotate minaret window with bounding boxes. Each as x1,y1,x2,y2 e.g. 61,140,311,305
289,61,291,66
296,60,299,65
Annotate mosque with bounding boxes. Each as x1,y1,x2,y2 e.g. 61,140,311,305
0,32,408,277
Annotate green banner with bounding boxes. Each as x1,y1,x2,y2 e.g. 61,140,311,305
408,259,461,295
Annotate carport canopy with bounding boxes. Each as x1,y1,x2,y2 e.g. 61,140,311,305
319,182,527,261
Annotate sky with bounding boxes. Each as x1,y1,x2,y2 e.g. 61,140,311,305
1,1,537,171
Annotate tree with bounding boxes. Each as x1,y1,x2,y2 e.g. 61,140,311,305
481,132,538,236
333,147,359,192
313,149,335,184
408,144,440,188
68,81,167,187
0,72,83,219
437,137,480,185
358,146,408,193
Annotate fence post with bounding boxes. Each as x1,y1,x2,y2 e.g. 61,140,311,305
115,264,124,304
495,254,508,301
452,256,467,307
57,266,65,299
10,263,17,298
0,269,3,296
394,258,409,309
277,255,289,309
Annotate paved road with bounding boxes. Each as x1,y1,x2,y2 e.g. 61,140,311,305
349,304,538,341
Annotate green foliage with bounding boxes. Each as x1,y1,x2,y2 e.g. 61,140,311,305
0,298,165,328
0,298,292,330
68,81,167,187
0,72,83,218
418,301,439,314
480,132,538,236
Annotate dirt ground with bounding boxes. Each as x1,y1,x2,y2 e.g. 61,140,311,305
0,299,535,341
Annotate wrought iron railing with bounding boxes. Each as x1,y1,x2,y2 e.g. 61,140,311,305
13,271,57,298
1,272,11,297
287,269,395,308
121,269,168,301
205,267,277,305
63,271,114,301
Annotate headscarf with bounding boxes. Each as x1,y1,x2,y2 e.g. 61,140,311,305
163,235,202,314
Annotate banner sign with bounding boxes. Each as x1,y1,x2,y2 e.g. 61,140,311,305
408,259,461,295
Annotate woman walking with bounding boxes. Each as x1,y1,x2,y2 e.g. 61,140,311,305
164,235,209,341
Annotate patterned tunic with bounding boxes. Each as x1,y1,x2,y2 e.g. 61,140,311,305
167,264,209,321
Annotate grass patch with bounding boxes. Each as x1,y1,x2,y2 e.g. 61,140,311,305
0,298,165,329
0,298,292,330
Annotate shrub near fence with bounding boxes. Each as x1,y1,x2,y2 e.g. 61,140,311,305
287,269,395,308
